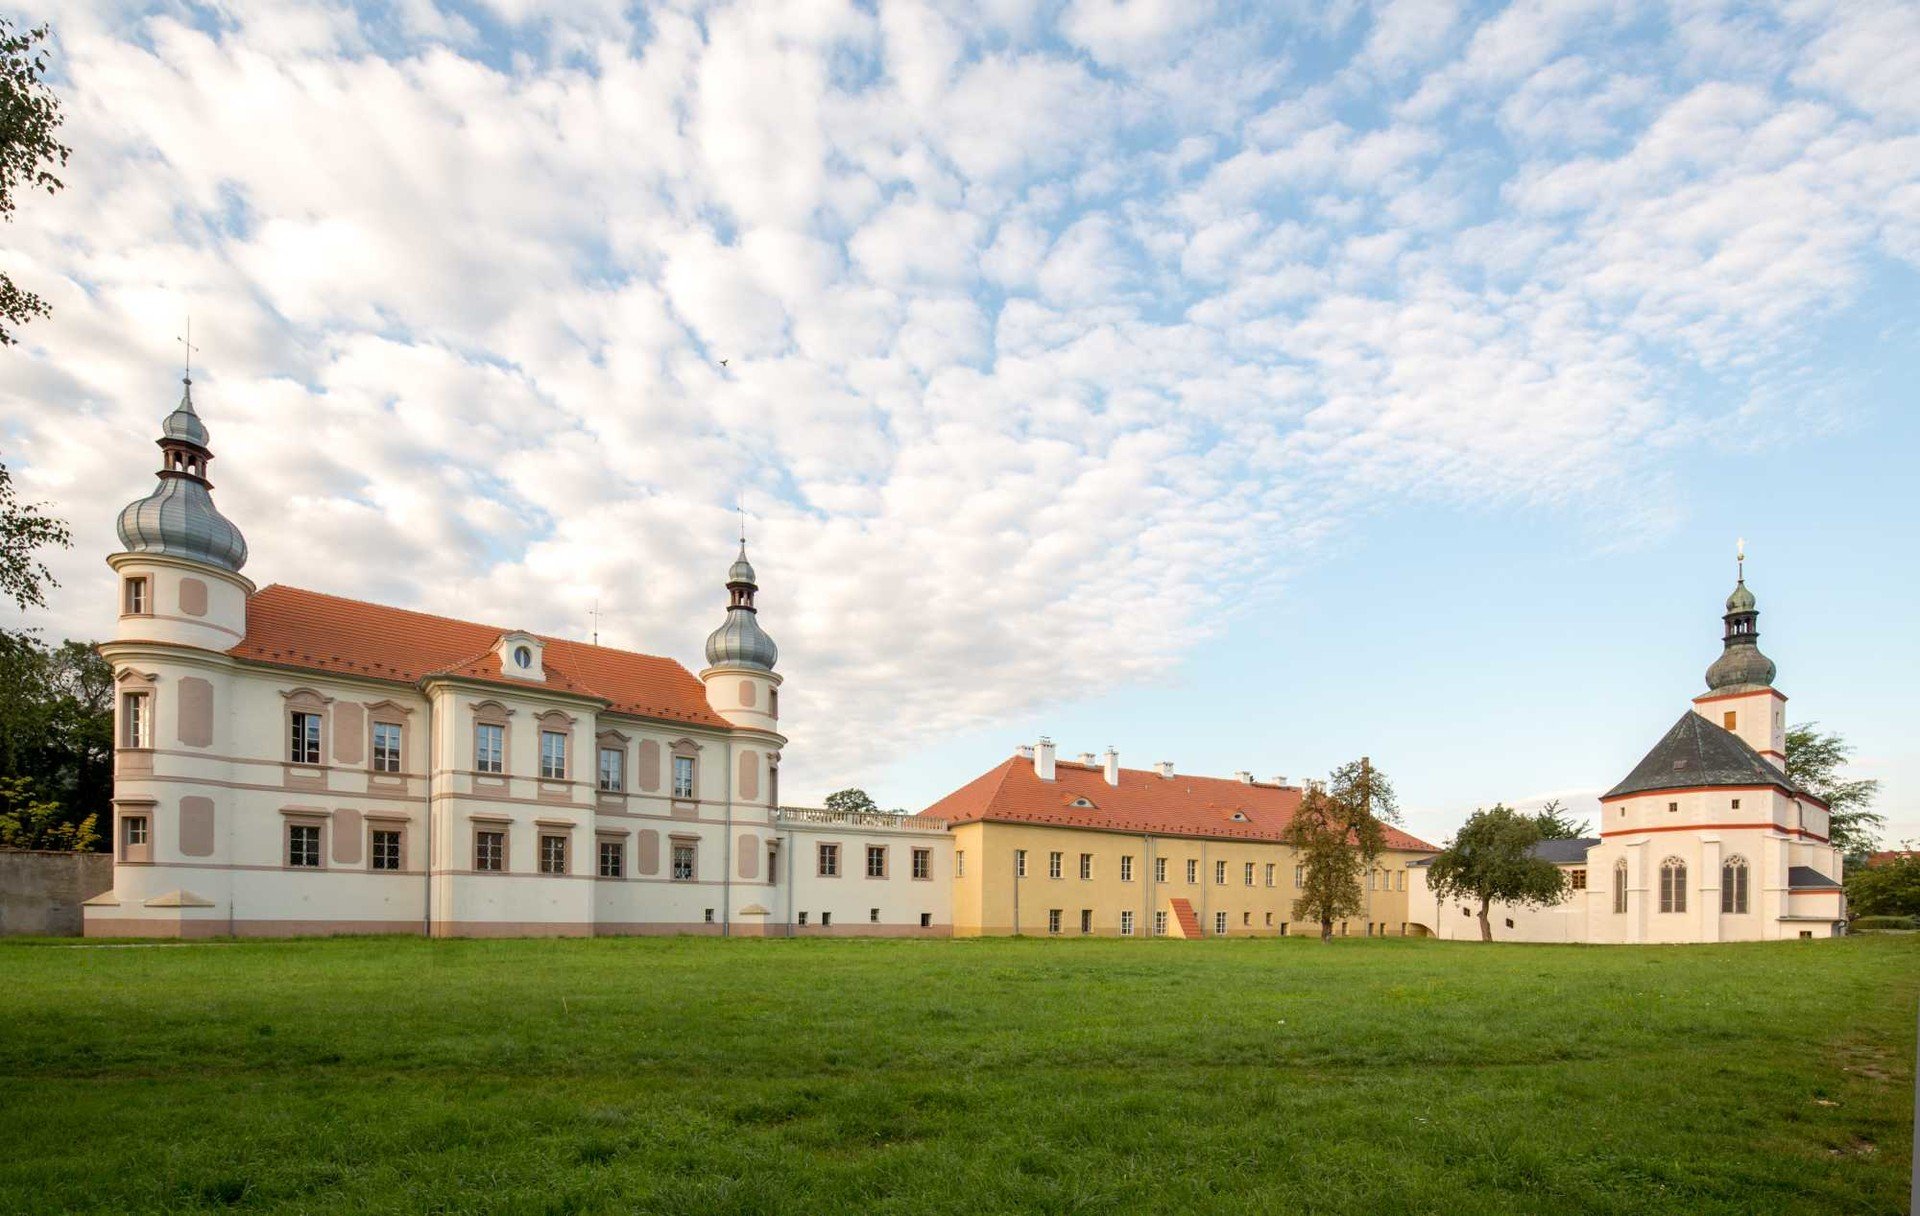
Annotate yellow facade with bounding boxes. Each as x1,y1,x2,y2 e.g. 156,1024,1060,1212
950,821,1427,938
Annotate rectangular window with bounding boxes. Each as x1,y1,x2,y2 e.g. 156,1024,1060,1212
123,577,149,615
704,908,714,923
1368,869,1377,890
1721,865,1749,914
1398,870,1407,891
598,840,624,878
1186,858,1198,884
1668,801,1678,813
672,754,695,799
870,908,880,923
1015,849,1027,878
289,711,322,765
920,913,931,928
1280,922,1289,936
540,730,567,780
370,828,401,871
818,843,839,877
672,843,696,881
866,845,887,878
1120,910,1134,936
1244,912,1252,926
287,823,321,868
1214,910,1227,935
1265,911,1273,926
1265,863,1275,887
1613,866,1627,913
1048,908,1061,935
911,848,931,879
474,723,504,774
121,692,150,749
539,834,567,875
956,851,965,877
1154,857,1167,883
1570,868,1587,890
1079,853,1092,880
475,830,504,872
1120,855,1134,882
1049,851,1063,879
124,815,149,847
1080,909,1092,935
1723,710,1736,730
1730,798,1740,810
1154,910,1168,936
1244,862,1255,886
797,912,808,926
1660,865,1686,914
598,747,624,792
372,723,402,774
1294,864,1304,888
1214,860,1226,885
821,912,833,927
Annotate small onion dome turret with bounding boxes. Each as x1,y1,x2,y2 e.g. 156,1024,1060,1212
1704,573,1773,692
704,542,777,670
115,379,249,574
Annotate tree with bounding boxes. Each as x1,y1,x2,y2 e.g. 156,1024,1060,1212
1845,851,1920,919
0,460,71,610
1422,804,1569,942
1,18,70,345
1531,798,1590,840
1785,724,1883,865
0,774,96,850
1285,757,1400,942
0,632,110,849
823,788,880,817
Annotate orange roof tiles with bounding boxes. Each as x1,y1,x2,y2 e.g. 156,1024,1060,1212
918,755,1437,851
229,585,731,728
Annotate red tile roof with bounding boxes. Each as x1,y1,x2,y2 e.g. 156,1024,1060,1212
229,585,731,728
918,755,1437,851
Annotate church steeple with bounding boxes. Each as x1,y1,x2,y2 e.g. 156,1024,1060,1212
704,538,778,671
1705,539,1774,693
115,373,249,573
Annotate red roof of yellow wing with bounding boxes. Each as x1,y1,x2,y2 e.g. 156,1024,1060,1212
229,585,731,728
918,757,1436,851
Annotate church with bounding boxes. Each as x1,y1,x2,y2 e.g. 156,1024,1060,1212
1408,556,1848,942
83,377,952,937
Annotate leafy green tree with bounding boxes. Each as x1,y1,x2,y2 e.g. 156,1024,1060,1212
0,632,110,849
1422,804,1569,942
824,788,880,817
1285,758,1400,943
1845,851,1920,919
1,461,71,610
1,18,70,345
1531,798,1590,840
1785,724,1883,865
0,773,96,850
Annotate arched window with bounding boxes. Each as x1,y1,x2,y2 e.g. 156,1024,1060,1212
1720,856,1749,914
1659,858,1687,914
1612,860,1627,914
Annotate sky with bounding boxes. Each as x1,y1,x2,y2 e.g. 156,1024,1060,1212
0,0,1915,852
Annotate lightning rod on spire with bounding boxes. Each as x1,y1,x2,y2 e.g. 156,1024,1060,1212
177,317,199,385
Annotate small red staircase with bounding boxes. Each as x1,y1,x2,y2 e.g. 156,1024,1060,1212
1168,898,1202,939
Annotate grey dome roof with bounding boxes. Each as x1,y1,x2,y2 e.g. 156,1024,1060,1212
1706,642,1775,691
729,549,756,585
117,475,249,572
162,387,210,447
705,609,778,670
1725,580,1756,613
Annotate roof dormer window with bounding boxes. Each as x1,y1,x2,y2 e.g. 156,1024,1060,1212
496,632,545,681
1069,797,1096,809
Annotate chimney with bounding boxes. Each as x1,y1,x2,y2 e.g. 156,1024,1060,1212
1016,744,1035,760
1035,737,1056,781
1273,775,1287,787
1156,761,1174,779
1077,752,1097,767
1103,747,1120,786
1234,771,1254,784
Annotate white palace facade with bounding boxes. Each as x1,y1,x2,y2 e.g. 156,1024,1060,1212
84,379,950,938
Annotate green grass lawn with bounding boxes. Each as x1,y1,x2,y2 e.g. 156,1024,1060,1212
0,935,1913,1215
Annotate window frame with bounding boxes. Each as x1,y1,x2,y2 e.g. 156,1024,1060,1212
1120,910,1134,936
286,821,323,869
817,842,840,878
538,833,569,875
1120,855,1133,882
598,838,625,878
1153,909,1168,936
1244,861,1255,887
671,841,697,881
911,847,931,880
1613,861,1628,914
671,753,697,800
865,844,887,879
539,730,568,781
1659,857,1687,914
122,576,151,616
1048,850,1063,879
1048,908,1061,935
120,691,151,750
1079,853,1092,881
1214,910,1227,935
474,828,507,873
1721,856,1749,914
1214,859,1226,885
474,721,506,775
597,746,624,793
370,827,403,872
371,721,404,774
288,710,323,766
1154,856,1167,883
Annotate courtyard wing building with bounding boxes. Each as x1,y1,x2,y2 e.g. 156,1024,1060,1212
86,378,950,937
919,741,1437,938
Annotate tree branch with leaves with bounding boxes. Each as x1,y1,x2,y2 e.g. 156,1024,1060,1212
1,18,69,346
1785,723,1883,865
1422,804,1569,942
1285,757,1401,943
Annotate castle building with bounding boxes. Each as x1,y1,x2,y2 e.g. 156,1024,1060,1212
84,378,950,937
918,740,1437,938
1410,558,1847,942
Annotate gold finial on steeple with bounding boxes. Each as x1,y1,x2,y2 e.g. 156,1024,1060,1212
1736,536,1745,581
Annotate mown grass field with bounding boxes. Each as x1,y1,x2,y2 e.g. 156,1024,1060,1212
0,935,1913,1215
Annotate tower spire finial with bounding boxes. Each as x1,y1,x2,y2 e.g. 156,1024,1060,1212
177,316,198,387
1736,536,1745,582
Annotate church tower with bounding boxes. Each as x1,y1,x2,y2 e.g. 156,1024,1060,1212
699,539,781,733
1691,541,1785,768
108,374,252,651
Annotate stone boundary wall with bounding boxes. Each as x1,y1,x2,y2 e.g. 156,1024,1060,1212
0,850,114,936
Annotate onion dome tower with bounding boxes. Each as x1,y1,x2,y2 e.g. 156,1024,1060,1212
109,373,252,651
700,536,782,733
1692,540,1785,767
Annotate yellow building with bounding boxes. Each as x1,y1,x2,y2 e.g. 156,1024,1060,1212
919,740,1437,938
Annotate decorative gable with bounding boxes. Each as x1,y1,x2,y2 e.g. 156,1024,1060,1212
496,632,546,682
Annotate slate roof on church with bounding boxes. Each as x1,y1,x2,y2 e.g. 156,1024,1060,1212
1604,711,1809,802
1787,866,1841,891
1529,837,1601,865
917,755,1437,851
229,585,731,727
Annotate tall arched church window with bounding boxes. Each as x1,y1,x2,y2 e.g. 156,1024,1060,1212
1612,860,1627,914
1720,856,1749,914
1659,858,1687,914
